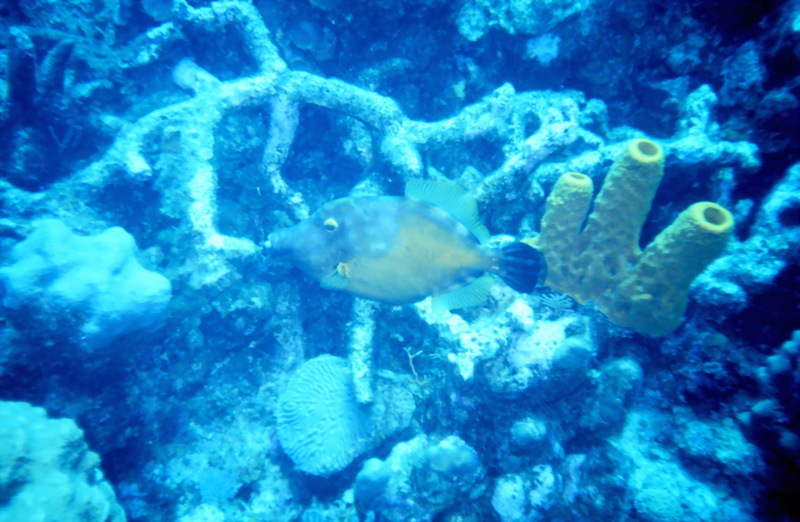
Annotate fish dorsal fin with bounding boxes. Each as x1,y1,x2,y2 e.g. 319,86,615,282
320,263,350,291
406,179,490,244
431,274,494,314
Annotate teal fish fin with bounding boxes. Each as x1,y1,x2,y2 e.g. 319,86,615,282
405,179,490,244
431,274,494,314
320,263,350,291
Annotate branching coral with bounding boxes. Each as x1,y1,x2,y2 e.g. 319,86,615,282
694,161,800,313
1,1,758,302
1,0,584,289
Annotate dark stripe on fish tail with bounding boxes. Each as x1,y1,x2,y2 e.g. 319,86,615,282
497,242,545,293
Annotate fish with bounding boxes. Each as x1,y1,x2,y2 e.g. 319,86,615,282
267,179,545,312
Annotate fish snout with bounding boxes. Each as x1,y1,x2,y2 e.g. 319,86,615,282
265,221,338,281
266,228,291,254
266,224,316,259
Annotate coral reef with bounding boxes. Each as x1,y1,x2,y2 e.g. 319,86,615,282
0,219,171,347
743,331,800,460
354,435,485,521
484,311,593,395
695,161,800,316
456,0,597,42
491,465,559,521
0,401,126,521
0,0,796,520
739,331,800,516
616,409,758,522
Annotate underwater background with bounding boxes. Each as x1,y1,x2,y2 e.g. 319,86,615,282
1,0,799,520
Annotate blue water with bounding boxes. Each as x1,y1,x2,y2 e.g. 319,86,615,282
1,0,799,520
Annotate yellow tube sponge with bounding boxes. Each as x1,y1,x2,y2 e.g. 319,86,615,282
609,202,733,335
537,139,734,336
536,172,594,301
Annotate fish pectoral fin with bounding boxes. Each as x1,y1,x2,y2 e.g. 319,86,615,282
321,263,350,291
431,274,494,314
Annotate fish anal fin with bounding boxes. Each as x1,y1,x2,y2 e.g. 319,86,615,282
431,274,494,314
406,179,490,244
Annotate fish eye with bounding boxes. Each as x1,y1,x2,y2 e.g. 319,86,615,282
323,218,339,232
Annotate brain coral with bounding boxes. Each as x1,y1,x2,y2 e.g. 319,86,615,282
277,355,371,475
276,355,415,476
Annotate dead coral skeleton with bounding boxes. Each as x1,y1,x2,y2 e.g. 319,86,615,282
1,0,760,302
1,0,590,289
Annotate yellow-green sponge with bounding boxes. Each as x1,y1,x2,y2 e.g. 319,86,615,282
537,139,734,336
609,202,733,335
536,171,595,301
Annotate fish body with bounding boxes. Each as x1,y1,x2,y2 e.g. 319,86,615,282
267,180,543,310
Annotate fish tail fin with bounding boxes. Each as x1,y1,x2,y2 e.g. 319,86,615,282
497,242,545,293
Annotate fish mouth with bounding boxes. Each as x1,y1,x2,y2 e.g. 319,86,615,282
265,229,289,254
266,227,303,257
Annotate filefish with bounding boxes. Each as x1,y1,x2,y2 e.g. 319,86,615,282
267,179,545,312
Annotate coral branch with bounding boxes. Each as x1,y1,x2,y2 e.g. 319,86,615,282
404,346,428,390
